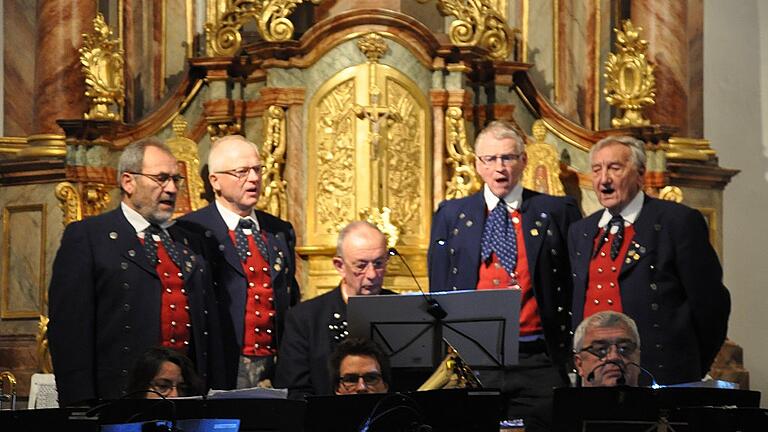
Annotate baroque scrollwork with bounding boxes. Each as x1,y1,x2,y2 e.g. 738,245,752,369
79,13,124,121
444,107,480,199
37,315,53,373
521,120,565,196
257,105,289,220
316,80,356,234
428,0,516,60
54,182,83,226
82,184,112,217
604,19,656,127
205,0,322,56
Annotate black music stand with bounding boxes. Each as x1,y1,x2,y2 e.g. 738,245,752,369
347,289,521,371
553,386,763,432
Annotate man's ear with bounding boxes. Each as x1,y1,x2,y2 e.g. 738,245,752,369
573,354,584,375
121,172,136,195
209,173,222,195
332,256,345,276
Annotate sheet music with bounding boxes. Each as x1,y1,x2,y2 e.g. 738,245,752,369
28,373,59,409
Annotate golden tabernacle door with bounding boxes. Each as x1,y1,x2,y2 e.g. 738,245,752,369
303,53,432,296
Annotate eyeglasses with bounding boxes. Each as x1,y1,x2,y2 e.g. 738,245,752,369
214,165,266,180
338,372,383,389
579,340,638,359
149,379,190,396
129,172,185,188
344,257,388,276
476,153,523,166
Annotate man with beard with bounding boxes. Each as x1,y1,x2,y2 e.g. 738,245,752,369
48,140,223,406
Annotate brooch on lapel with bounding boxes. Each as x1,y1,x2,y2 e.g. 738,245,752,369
329,312,349,343
625,241,646,264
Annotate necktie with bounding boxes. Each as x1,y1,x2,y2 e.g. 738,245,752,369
480,199,518,275
608,214,625,260
235,218,269,262
143,224,182,268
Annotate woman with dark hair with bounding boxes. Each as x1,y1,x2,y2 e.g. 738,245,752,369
127,347,204,398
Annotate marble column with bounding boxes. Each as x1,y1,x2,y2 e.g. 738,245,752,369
20,0,96,158
33,0,95,134
631,0,689,135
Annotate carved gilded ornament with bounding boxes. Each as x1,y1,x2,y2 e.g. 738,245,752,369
315,80,357,234
82,184,112,217
357,33,388,63
604,20,656,128
79,13,124,121
659,185,683,203
167,115,205,215
444,107,481,199
521,120,565,196
55,182,83,226
425,0,516,60
207,120,242,141
359,207,400,249
205,0,322,56
37,315,53,373
257,106,289,220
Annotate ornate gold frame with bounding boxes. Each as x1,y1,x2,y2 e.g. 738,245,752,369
257,105,289,219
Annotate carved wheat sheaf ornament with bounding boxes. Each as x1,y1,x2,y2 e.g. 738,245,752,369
604,19,656,128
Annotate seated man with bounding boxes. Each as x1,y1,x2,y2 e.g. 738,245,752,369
274,221,395,399
573,311,642,387
331,338,391,395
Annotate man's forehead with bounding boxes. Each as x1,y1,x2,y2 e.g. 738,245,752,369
584,325,634,343
476,135,519,153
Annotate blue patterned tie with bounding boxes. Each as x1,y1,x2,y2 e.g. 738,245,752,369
608,214,625,260
143,224,182,268
481,199,518,274
235,218,269,262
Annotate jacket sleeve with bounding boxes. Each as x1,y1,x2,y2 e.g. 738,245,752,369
285,221,301,305
47,222,97,406
274,307,314,399
673,208,730,374
427,201,452,293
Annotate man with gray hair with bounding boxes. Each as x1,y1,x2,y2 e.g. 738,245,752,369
568,135,730,386
48,139,223,405
573,311,642,387
428,120,581,430
274,221,395,399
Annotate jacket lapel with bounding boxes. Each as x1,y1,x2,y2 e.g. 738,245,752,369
520,190,547,276
205,206,246,277
112,209,158,277
465,193,487,273
619,196,656,277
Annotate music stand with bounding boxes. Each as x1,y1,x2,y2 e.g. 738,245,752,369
347,289,521,370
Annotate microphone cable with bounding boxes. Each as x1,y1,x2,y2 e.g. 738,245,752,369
389,248,447,320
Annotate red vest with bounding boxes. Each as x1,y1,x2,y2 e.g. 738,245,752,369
583,224,636,318
477,209,543,336
228,230,277,356
150,240,191,353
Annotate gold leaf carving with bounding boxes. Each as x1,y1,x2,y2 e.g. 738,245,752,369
384,80,423,236
55,182,83,226
316,80,356,235
429,0,516,60
167,115,204,216
79,13,124,121
604,19,656,127
521,120,565,196
82,184,112,217
357,33,388,63
257,105,289,220
205,0,322,56
359,207,400,248
444,107,480,199
659,185,683,203
37,315,53,373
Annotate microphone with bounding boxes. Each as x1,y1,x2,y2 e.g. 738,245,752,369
625,361,661,388
586,359,627,385
388,247,447,320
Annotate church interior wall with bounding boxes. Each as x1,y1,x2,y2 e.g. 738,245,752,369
704,0,768,407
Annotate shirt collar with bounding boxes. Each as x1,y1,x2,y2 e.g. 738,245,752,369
483,183,523,212
215,200,260,232
120,202,174,236
598,191,645,228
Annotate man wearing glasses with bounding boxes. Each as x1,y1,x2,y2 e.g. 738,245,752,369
573,311,642,387
331,338,390,395
427,121,581,430
274,221,395,399
179,135,300,390
48,140,223,405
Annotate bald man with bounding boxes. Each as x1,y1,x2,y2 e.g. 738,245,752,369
274,221,396,399
178,135,300,389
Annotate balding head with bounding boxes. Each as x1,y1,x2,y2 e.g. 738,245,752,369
333,221,389,302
